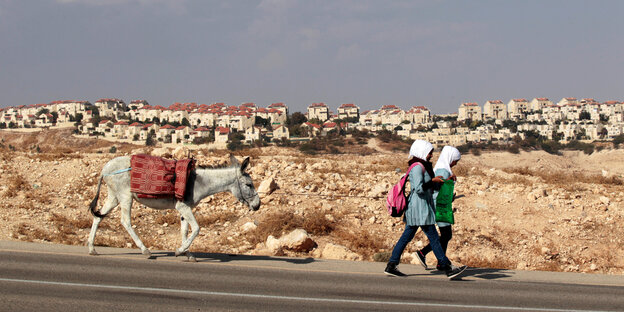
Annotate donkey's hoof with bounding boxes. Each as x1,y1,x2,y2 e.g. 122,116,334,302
175,248,188,257
89,250,99,256
142,249,152,257
187,254,196,262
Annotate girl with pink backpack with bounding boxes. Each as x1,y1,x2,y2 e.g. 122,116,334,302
384,140,466,279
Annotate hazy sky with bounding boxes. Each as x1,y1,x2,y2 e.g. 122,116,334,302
1,0,622,114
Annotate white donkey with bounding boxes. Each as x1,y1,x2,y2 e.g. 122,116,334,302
87,154,260,260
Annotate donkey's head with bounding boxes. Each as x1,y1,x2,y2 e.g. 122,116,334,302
230,154,260,211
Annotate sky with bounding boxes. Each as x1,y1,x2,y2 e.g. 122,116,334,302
1,0,623,114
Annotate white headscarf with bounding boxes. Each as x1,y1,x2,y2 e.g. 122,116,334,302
408,140,434,161
434,146,461,175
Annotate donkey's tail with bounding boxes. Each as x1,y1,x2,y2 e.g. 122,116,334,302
89,175,107,218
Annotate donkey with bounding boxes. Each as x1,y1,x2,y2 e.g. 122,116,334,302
87,154,260,260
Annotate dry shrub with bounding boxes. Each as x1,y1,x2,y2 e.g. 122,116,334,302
246,211,304,245
503,167,623,190
475,234,504,249
24,189,52,205
196,210,239,227
15,221,83,245
332,228,387,259
460,255,516,270
453,164,486,178
5,173,30,197
155,211,180,225
302,209,337,236
49,213,92,229
535,259,563,272
33,152,82,161
503,167,532,176
15,223,48,242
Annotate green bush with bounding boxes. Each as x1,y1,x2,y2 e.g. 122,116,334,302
540,140,562,155
565,140,594,155
613,134,624,148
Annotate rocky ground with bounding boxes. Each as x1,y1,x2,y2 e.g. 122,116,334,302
1,129,623,275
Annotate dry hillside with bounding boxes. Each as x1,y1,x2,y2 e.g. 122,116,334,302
1,129,623,275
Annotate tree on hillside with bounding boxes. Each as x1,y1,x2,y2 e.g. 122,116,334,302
287,112,307,126
181,118,191,127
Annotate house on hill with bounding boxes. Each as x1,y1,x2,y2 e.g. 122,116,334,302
215,126,230,144
307,102,330,122
338,103,359,120
301,122,321,137
458,102,482,121
272,125,289,140
507,98,529,119
483,100,507,120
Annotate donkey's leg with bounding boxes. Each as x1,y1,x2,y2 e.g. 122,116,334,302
88,193,119,255
179,216,195,261
174,202,200,258
180,216,189,244
119,198,151,257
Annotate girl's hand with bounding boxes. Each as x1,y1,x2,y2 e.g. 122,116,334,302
449,174,457,181
432,176,444,183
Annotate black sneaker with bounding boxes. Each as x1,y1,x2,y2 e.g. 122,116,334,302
444,265,467,280
416,250,428,269
384,263,406,277
436,264,444,271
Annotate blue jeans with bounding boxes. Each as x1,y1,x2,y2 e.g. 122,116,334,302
389,224,451,267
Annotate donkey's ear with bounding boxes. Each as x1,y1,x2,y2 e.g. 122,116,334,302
241,157,250,172
229,154,240,166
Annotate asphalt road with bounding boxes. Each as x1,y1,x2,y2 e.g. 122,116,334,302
0,241,622,312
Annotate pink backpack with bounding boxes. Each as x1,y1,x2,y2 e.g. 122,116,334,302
386,162,425,217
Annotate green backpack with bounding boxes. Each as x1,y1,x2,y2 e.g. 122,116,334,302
435,179,455,224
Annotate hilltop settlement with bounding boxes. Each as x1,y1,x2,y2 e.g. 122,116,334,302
2,97,624,150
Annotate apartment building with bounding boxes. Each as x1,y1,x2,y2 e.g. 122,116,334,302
458,102,482,121
507,98,529,119
94,98,126,118
337,103,359,120
307,102,330,122
483,100,507,120
529,98,552,112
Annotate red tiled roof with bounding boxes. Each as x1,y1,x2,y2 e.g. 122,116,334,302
114,121,128,126
305,122,321,129
216,126,230,134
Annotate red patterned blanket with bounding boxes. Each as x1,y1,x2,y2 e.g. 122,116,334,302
130,154,195,201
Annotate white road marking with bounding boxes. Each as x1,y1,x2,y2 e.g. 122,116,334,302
0,277,614,312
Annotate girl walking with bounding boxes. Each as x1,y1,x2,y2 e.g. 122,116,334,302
384,140,466,279
416,146,462,271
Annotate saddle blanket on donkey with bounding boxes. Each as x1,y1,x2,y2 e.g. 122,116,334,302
129,154,195,201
